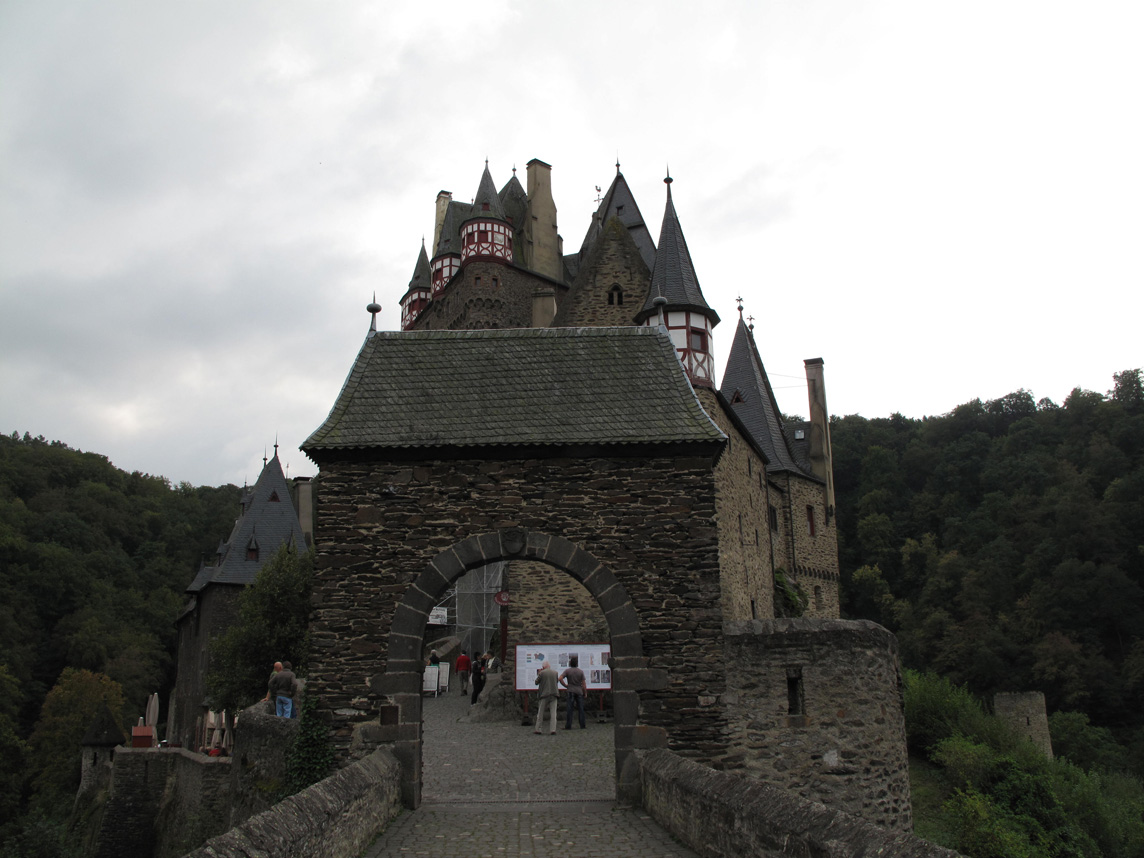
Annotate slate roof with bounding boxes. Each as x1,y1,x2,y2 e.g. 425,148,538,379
720,317,809,476
576,171,657,272
186,455,307,592
399,243,431,302
498,173,528,227
638,180,718,324
468,163,507,221
433,201,468,258
303,327,727,453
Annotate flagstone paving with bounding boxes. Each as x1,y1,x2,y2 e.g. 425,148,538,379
362,677,698,857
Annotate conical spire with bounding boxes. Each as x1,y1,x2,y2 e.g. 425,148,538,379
720,314,804,474
471,163,507,221
638,176,718,324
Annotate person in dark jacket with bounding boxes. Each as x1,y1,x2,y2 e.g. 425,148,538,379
269,661,297,718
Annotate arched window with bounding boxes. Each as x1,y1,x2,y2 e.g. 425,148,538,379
608,285,624,306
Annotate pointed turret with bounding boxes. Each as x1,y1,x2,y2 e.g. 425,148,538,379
431,199,466,296
400,242,432,330
637,175,720,387
461,162,513,266
577,168,656,272
720,313,803,474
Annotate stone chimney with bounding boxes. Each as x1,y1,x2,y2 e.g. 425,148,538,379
531,286,557,328
525,159,561,281
293,477,314,547
433,191,452,252
804,358,835,519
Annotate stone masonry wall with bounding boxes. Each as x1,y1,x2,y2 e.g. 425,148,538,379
183,748,401,858
994,691,1053,759
638,749,962,858
411,261,567,331
553,216,651,328
696,388,777,622
90,748,174,858
508,560,609,649
307,453,728,765
153,751,233,858
722,619,912,830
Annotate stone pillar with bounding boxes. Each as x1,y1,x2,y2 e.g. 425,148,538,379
803,358,835,518
525,159,562,281
293,476,314,546
433,191,452,251
994,692,1053,759
531,286,557,328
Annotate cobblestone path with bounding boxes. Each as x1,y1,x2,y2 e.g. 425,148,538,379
362,677,698,857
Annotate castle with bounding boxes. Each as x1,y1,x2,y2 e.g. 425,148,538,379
300,157,911,826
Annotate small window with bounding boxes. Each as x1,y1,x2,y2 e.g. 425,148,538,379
268,490,280,503
794,428,805,440
479,229,488,241
747,459,752,476
807,505,816,537
786,668,805,716
768,504,779,532
813,585,823,611
482,202,490,211
608,285,624,306
750,599,757,620
689,329,707,351
246,547,258,561
492,277,499,288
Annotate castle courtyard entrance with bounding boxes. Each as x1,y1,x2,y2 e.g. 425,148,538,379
362,686,699,857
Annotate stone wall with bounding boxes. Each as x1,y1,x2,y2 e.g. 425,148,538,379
507,560,608,649
182,748,401,858
722,619,912,830
696,388,777,622
171,584,242,750
553,216,650,328
411,260,567,331
154,751,234,858
90,748,175,858
638,748,962,858
994,691,1053,759
308,453,727,768
227,702,299,825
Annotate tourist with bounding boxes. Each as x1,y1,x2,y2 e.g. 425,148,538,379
427,650,440,666
262,661,282,706
269,661,297,718
533,661,559,735
559,655,587,729
455,650,471,694
470,652,487,705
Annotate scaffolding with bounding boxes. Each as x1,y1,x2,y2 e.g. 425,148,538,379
451,561,504,655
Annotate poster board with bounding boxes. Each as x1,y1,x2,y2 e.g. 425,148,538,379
422,665,439,694
515,643,611,691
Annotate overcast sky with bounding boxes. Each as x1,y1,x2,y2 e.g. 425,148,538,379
2,1,1141,488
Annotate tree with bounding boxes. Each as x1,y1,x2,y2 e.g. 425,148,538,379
25,669,124,808
206,545,313,714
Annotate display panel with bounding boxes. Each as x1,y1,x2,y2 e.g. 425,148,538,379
515,643,611,691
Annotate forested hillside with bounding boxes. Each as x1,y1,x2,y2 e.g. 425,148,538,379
832,369,1144,765
0,433,240,839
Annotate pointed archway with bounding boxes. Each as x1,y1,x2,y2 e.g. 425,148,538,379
369,528,666,808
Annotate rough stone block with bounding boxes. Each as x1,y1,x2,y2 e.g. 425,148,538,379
370,672,420,696
616,725,669,750
614,668,668,691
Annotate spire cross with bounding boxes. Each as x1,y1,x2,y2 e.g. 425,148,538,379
736,296,744,317
616,155,621,174
747,315,755,331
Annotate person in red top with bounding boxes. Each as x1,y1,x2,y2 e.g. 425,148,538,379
455,650,472,694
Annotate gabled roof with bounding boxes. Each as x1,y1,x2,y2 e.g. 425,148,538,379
638,179,717,324
400,243,432,302
577,170,657,272
720,317,807,476
187,455,307,592
433,201,468,258
468,163,507,221
303,327,727,453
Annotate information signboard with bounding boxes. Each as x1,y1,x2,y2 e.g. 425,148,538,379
515,643,611,691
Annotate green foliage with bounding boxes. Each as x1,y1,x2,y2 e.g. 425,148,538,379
206,545,313,713
25,669,124,809
1049,711,1125,774
905,671,1144,857
282,696,334,796
833,369,1144,748
0,808,83,858
772,568,807,618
